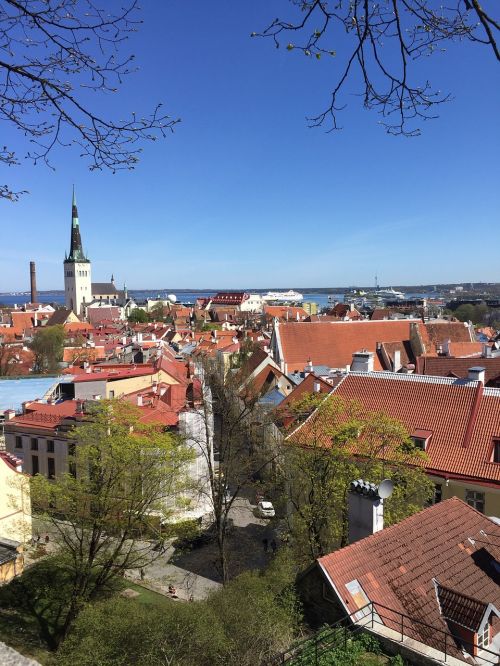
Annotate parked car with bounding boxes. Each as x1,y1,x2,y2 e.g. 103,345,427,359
256,501,275,519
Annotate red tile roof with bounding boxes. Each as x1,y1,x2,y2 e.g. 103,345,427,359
211,292,248,305
10,400,81,429
446,342,484,357
264,306,308,321
416,356,500,386
276,321,418,372
425,321,475,348
72,365,157,383
287,372,500,484
318,498,500,657
436,585,487,632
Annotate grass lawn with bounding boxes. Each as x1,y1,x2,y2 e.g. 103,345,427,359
116,579,174,610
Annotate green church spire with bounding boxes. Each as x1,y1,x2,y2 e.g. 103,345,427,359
66,187,88,262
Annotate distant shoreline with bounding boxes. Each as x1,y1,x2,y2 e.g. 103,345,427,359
1,282,499,296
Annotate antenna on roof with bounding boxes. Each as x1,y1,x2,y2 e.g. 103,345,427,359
378,479,394,499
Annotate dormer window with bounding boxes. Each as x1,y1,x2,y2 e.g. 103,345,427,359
411,429,433,451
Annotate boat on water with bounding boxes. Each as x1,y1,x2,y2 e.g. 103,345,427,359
262,290,304,302
373,287,406,300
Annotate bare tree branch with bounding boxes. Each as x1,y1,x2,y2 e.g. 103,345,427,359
255,0,499,135
0,0,179,200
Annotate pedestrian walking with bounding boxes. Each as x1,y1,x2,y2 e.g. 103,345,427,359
262,537,269,553
140,568,145,580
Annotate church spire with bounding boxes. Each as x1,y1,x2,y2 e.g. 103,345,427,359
67,186,88,262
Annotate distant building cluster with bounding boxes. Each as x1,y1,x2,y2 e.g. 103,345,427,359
0,192,499,662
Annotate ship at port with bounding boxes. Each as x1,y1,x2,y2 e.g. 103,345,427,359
262,289,304,302
373,287,406,300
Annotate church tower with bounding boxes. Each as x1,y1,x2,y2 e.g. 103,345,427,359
64,188,92,316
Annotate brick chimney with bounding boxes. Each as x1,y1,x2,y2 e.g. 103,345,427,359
30,261,37,304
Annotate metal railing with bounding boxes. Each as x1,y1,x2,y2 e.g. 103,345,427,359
271,601,499,665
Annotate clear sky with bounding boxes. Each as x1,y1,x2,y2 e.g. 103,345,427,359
1,1,499,291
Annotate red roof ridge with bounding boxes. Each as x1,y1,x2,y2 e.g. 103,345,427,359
461,380,484,449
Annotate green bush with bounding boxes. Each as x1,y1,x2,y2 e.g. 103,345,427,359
356,632,382,654
389,655,406,666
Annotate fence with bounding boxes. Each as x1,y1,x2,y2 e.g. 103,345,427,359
272,601,499,665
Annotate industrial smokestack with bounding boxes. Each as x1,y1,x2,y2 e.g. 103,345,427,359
30,261,37,304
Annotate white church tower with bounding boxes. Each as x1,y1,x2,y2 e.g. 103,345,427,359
64,189,92,316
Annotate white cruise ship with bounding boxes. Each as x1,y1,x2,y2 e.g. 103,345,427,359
262,290,304,302
373,287,406,300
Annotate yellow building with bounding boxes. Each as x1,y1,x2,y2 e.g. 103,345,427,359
302,301,318,316
0,451,32,545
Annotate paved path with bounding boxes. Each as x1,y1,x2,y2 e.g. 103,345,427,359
0,642,41,666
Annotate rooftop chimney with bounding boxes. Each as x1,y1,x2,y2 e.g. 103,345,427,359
393,349,401,373
30,261,37,304
351,351,374,373
468,366,486,383
483,344,492,358
137,395,143,407
348,479,393,544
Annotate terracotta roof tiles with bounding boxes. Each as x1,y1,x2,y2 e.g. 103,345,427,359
276,321,418,372
287,372,500,484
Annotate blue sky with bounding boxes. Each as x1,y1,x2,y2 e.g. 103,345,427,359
1,1,499,291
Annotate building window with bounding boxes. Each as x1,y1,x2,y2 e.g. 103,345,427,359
46,440,55,453
493,440,500,464
109,390,115,399
412,437,426,450
32,455,39,475
47,457,56,480
31,437,38,451
68,442,76,477
434,484,442,503
477,623,489,649
15,436,22,449
466,490,485,513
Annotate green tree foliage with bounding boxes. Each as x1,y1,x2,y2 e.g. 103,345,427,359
127,307,149,323
28,324,65,373
280,395,433,564
30,400,193,645
150,302,166,321
454,303,490,325
53,553,301,666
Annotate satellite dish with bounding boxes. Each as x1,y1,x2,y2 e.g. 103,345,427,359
378,479,394,499
168,294,177,303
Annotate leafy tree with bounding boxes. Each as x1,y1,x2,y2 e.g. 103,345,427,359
192,357,281,583
0,0,178,201
453,302,491,325
30,400,193,645
127,307,148,323
28,324,65,373
256,1,499,136
280,394,433,564
54,552,300,665
150,301,166,321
